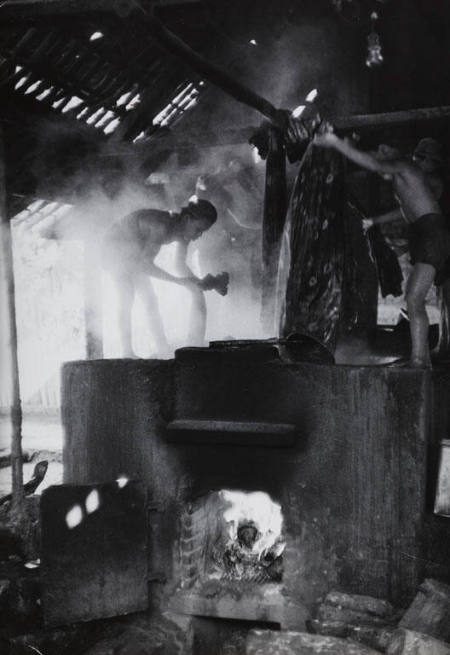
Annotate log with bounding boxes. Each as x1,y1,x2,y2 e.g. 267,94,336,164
386,629,450,655
399,579,450,642
349,626,396,652
323,591,394,618
311,622,395,652
434,440,450,517
246,630,381,655
317,605,393,628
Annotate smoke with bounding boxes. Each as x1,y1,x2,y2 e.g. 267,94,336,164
24,121,271,358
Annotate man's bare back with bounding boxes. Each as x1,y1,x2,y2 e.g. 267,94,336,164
390,162,441,223
104,209,178,275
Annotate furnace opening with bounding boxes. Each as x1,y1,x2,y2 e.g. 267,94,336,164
178,490,285,592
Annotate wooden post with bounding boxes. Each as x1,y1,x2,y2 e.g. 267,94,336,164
83,240,103,359
261,127,287,334
0,125,24,515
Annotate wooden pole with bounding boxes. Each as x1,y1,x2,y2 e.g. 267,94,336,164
334,105,450,130
261,127,287,334
84,241,104,359
0,125,24,515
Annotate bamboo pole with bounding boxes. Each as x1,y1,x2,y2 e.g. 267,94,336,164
83,241,104,359
261,127,287,333
334,105,450,130
0,125,24,516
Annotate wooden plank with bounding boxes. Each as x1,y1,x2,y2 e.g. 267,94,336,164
166,418,296,447
434,440,450,516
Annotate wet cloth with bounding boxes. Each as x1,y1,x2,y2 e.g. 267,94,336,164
277,144,346,349
408,213,450,285
346,200,403,299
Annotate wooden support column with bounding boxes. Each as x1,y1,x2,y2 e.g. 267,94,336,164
83,241,103,359
261,127,287,334
0,125,24,515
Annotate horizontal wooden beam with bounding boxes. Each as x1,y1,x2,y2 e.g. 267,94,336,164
133,104,450,152
0,0,198,17
333,105,450,130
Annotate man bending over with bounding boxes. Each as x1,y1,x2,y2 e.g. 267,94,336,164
103,197,228,357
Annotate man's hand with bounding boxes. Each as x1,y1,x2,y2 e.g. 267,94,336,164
313,131,339,149
213,272,229,296
199,272,230,296
362,218,374,232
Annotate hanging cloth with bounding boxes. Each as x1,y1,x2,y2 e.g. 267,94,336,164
277,144,346,350
347,200,403,299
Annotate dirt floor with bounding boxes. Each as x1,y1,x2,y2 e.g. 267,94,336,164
0,412,63,498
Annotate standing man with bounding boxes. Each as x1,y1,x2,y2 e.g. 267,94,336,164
314,128,450,367
103,197,228,358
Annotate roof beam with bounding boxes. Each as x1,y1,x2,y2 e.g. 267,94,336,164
0,0,132,18
333,105,450,130
0,0,199,17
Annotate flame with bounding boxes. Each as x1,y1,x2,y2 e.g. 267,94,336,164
220,490,284,557
306,88,318,102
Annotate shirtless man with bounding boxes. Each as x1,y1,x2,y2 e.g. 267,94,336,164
314,128,450,367
103,197,228,357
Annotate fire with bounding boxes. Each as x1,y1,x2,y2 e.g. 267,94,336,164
220,490,284,558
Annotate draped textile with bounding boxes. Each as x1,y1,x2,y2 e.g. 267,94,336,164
276,144,346,349
347,201,403,299
276,145,404,348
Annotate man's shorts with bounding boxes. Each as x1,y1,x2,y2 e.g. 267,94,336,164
408,213,450,285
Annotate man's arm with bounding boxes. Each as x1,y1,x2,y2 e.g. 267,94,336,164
174,241,198,279
314,132,404,175
143,258,200,288
174,241,229,296
364,207,404,230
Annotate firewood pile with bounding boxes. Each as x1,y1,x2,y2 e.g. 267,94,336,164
247,579,450,654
